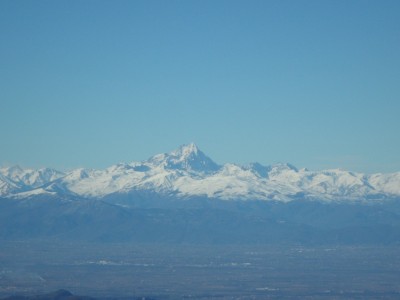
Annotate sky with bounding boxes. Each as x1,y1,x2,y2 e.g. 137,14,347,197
0,0,399,173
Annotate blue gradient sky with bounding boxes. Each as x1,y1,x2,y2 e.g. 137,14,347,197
1,0,399,173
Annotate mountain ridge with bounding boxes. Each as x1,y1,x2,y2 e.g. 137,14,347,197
1,143,399,202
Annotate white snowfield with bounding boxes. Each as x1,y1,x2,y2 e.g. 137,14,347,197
1,143,399,202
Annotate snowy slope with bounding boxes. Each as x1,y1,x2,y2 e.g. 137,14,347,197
0,166,64,196
0,166,64,188
0,173,23,195
1,143,400,201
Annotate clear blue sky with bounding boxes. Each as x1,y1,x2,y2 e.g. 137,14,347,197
1,0,399,173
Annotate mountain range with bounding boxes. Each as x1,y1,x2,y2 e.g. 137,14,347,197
1,144,400,244
1,143,399,202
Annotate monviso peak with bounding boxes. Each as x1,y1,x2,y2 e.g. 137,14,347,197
158,143,220,173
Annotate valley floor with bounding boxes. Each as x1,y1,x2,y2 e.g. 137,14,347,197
1,241,400,299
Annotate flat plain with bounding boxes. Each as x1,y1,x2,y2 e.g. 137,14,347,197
1,241,400,299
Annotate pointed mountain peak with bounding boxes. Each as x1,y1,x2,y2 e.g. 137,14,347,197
171,143,200,157
148,143,220,173
269,162,298,172
244,162,269,178
1,165,24,177
7,165,24,171
65,168,90,181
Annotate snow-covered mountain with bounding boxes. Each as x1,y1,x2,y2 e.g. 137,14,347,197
1,143,399,202
0,166,64,196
